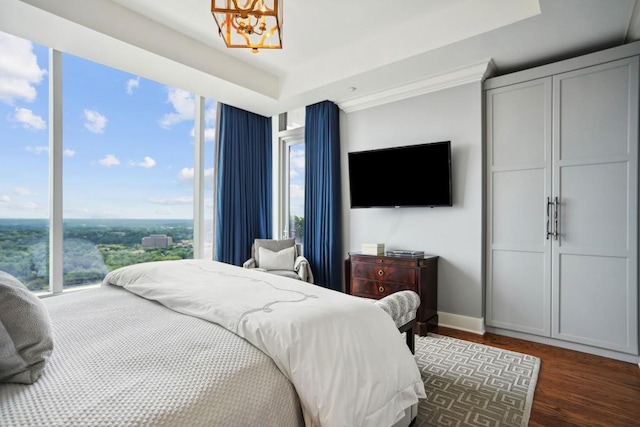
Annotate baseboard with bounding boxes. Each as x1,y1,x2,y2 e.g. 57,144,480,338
435,314,640,366
437,311,485,335
486,326,640,365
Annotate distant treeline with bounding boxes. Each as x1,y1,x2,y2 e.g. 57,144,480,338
0,221,194,291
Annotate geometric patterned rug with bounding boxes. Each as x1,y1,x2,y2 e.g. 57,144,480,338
413,334,540,427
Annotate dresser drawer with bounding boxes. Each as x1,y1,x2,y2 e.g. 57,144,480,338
350,255,417,268
351,262,416,285
351,279,415,299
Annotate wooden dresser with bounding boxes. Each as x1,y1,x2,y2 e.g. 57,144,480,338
346,252,438,336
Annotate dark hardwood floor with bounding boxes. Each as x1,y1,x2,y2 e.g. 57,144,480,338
432,326,640,427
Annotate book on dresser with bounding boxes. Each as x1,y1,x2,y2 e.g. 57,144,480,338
346,252,438,336
386,250,424,257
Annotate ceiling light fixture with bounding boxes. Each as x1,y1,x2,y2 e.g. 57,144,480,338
211,0,283,54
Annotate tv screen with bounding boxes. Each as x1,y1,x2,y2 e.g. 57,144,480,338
348,141,452,208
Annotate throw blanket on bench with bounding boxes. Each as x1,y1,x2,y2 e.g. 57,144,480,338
104,259,426,427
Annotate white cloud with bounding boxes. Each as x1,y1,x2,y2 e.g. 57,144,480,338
190,126,217,141
155,207,175,216
0,32,47,105
84,109,107,134
159,88,194,129
25,146,74,156
289,147,305,180
290,184,305,199
136,156,156,168
177,167,194,183
178,168,213,184
126,76,140,95
0,198,39,210
204,168,214,179
63,207,123,219
291,150,305,169
177,167,214,188
204,128,216,141
98,154,120,167
13,186,30,195
14,107,46,130
149,196,192,205
17,201,38,210
25,145,48,154
205,102,217,125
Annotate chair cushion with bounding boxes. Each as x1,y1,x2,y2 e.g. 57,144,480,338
265,270,301,281
0,271,54,384
254,238,296,266
258,246,296,271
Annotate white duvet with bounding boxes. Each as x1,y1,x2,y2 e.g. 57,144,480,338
103,259,426,427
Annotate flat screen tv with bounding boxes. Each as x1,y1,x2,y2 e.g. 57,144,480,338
348,141,452,208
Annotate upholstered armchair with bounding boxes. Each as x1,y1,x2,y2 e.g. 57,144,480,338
243,238,314,284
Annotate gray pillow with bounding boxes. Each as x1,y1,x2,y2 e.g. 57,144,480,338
0,271,54,384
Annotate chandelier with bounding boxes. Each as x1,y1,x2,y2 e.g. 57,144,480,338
211,0,283,53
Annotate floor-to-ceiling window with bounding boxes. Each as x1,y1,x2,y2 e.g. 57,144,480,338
285,140,305,243
0,32,50,292
61,53,198,289
0,30,216,293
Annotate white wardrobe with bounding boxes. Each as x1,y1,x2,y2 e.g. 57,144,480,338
485,42,640,362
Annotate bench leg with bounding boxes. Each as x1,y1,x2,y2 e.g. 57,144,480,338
406,327,415,354
398,319,417,354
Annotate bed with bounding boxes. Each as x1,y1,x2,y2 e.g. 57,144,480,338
0,259,426,426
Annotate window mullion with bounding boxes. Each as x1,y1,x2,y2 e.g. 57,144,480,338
193,96,205,259
49,48,63,294
211,103,221,260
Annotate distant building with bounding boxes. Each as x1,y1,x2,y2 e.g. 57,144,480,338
142,234,173,248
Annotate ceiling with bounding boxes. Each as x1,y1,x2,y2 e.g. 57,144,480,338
1,0,639,116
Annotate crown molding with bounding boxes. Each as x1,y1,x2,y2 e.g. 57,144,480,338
337,59,496,113
626,0,640,42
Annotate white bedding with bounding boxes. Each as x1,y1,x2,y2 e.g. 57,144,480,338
103,259,426,427
0,284,303,426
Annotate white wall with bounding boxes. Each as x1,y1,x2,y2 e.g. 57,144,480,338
340,82,484,320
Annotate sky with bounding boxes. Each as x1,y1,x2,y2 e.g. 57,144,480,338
288,143,305,219
0,31,216,219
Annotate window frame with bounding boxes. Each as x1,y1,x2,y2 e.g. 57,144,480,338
44,48,212,295
278,127,304,241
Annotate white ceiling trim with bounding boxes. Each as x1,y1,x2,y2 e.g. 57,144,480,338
337,60,496,114
627,0,640,42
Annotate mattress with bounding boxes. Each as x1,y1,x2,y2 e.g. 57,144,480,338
0,285,303,426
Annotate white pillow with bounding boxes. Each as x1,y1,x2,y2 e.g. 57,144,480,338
258,246,295,271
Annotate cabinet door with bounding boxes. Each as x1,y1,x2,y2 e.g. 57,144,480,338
552,57,638,354
485,78,552,336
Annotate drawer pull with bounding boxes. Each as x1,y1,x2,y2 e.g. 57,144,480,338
377,269,384,277
378,286,385,293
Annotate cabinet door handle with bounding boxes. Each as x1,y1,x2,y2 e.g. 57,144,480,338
377,269,384,277
553,196,559,240
378,286,385,293
546,197,552,240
